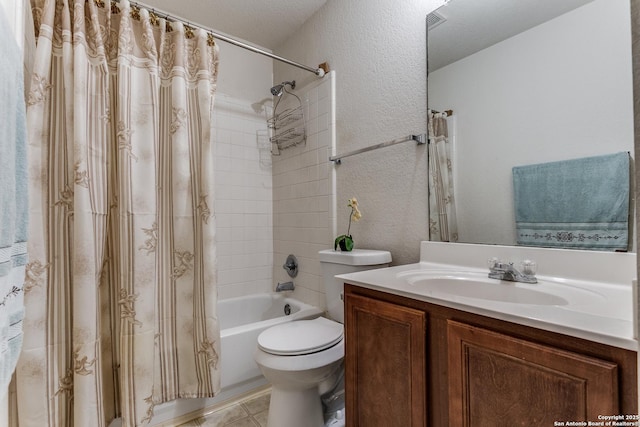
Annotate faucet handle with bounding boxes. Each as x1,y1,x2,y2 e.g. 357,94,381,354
487,257,500,269
520,259,537,275
282,254,298,278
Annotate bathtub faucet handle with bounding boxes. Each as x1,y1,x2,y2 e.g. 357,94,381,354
276,281,295,292
282,254,298,277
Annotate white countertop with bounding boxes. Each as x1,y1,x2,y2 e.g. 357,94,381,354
337,242,638,351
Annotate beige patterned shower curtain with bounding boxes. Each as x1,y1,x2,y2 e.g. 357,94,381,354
12,0,221,425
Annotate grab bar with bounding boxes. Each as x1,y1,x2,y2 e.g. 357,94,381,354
329,134,426,164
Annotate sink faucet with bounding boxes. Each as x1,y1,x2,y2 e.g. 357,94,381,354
488,258,537,284
276,281,295,292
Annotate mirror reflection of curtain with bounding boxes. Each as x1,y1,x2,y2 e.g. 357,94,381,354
13,1,221,425
428,111,458,242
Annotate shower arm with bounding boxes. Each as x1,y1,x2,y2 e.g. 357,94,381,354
270,81,296,97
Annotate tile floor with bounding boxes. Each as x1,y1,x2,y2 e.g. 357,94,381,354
179,390,270,427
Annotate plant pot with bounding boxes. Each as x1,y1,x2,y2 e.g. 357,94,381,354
338,236,353,252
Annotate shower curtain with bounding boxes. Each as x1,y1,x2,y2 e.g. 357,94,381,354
12,0,221,425
428,110,458,242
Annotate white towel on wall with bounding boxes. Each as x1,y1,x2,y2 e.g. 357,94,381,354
0,2,28,401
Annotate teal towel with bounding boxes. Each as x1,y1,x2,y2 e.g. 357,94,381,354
512,152,630,251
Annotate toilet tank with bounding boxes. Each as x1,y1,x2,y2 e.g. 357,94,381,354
319,249,392,323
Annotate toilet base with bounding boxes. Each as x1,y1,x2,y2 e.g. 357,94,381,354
267,385,324,427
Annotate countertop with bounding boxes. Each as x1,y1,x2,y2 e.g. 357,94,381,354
336,242,638,351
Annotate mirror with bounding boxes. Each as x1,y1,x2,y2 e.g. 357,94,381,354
427,0,634,248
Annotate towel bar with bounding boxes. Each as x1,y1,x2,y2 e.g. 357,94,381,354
330,134,426,164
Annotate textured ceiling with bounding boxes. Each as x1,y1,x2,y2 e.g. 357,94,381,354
138,0,328,50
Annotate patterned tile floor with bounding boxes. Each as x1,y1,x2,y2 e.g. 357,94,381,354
179,389,270,427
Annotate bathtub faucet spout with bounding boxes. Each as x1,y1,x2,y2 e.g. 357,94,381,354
276,281,295,292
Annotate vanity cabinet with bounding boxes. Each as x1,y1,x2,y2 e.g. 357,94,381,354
344,284,637,427
345,293,427,427
448,320,618,426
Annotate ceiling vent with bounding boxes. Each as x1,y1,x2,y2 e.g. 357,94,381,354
427,10,446,31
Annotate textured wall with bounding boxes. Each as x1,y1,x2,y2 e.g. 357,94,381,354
631,1,640,399
274,0,444,265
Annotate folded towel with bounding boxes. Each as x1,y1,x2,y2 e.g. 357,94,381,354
0,5,28,400
512,152,630,251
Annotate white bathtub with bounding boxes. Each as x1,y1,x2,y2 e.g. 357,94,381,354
145,293,323,426
218,293,323,389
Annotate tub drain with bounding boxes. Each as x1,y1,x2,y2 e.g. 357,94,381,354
284,304,291,316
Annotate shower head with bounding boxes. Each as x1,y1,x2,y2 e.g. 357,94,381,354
270,84,284,96
270,80,296,97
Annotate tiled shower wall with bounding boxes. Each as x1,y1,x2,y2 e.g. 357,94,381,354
272,72,337,310
212,72,336,308
213,94,274,300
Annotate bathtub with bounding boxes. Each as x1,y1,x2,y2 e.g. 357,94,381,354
217,293,323,389
145,293,323,426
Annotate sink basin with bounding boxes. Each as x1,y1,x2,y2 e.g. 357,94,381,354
396,270,605,306
411,277,567,305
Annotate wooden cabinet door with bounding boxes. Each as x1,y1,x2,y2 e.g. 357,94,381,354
345,293,427,427
447,320,619,426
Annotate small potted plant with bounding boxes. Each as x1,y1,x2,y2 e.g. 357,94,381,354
334,197,362,251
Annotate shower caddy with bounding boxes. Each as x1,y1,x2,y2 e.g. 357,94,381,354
269,81,306,154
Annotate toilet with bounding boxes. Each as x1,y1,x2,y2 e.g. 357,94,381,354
254,249,392,427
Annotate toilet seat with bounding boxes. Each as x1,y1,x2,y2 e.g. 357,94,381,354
258,317,343,356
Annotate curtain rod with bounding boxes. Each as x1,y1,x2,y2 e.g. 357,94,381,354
114,0,326,77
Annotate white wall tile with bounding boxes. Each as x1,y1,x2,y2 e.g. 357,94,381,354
213,74,335,307
214,94,273,298
272,73,336,311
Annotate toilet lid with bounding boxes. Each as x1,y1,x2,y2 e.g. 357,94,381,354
257,317,344,356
